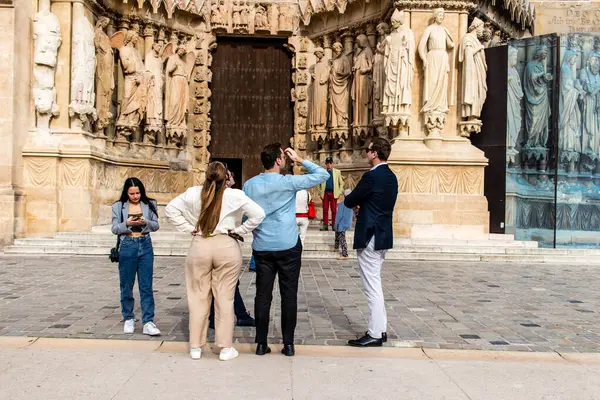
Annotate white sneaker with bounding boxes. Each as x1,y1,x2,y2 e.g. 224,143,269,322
190,347,202,360
219,347,239,361
142,321,161,336
123,319,135,334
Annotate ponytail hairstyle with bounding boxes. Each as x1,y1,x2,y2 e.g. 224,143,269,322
196,162,228,236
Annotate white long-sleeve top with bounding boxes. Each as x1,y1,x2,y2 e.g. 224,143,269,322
165,186,265,236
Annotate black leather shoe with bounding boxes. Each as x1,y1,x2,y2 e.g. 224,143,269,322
348,333,383,347
236,316,256,327
256,344,271,356
363,331,387,343
281,344,295,356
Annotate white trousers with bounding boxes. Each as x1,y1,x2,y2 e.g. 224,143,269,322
296,217,309,247
357,236,387,339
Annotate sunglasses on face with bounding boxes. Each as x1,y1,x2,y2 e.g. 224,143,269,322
365,147,374,153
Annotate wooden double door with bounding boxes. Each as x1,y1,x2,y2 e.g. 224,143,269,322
209,37,294,185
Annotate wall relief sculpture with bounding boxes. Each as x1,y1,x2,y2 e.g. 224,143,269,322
329,41,351,142
418,8,454,137
351,34,373,138
558,49,583,173
69,16,97,127
372,22,389,128
254,4,270,31
507,46,523,165
94,17,114,133
32,8,62,130
523,45,552,162
309,46,329,142
458,17,487,137
382,9,414,134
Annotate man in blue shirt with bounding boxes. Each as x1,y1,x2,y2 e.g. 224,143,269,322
243,143,329,357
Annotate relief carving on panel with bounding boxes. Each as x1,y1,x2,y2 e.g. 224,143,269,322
33,8,62,130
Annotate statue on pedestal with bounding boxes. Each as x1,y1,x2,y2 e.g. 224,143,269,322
309,47,329,140
458,17,487,137
418,8,454,136
580,53,600,166
329,41,351,139
507,46,523,164
558,49,583,171
382,9,415,130
94,17,114,132
351,34,373,137
524,45,552,150
33,8,62,130
372,22,389,126
164,45,195,147
112,31,153,140
145,42,165,144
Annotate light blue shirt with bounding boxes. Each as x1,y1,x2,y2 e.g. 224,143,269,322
243,160,329,251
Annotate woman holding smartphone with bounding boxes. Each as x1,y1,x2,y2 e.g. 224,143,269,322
165,162,264,361
111,177,161,336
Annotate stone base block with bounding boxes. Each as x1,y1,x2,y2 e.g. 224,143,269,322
389,138,490,239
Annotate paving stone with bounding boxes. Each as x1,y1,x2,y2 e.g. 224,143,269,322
0,255,598,352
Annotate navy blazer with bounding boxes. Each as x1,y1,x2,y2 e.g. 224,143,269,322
111,200,159,238
344,164,398,251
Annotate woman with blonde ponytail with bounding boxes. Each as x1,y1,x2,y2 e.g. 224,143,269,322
165,162,265,361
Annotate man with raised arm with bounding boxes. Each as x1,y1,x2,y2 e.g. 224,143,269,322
243,143,329,357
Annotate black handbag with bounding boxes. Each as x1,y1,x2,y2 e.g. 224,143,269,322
109,203,123,263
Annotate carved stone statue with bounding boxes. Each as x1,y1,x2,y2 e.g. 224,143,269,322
33,8,61,129
558,49,583,169
145,42,165,141
580,53,600,161
458,18,487,122
278,5,296,32
372,22,389,124
69,16,96,125
165,46,195,145
255,4,270,30
309,47,329,133
351,34,373,135
94,17,114,131
113,31,153,138
418,8,454,135
489,30,502,48
211,1,226,27
329,42,351,130
507,46,523,156
524,45,553,149
383,9,415,128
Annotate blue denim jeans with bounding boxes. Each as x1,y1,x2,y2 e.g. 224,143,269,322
118,235,155,324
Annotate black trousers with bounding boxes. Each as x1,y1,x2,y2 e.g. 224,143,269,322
209,281,250,323
253,238,302,345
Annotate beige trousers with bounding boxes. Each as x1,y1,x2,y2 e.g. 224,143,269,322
185,234,242,348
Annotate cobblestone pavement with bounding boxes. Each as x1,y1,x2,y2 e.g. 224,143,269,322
0,255,598,353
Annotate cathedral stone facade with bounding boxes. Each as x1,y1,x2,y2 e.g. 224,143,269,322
0,0,536,245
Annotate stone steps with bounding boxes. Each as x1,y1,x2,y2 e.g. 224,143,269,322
5,224,600,263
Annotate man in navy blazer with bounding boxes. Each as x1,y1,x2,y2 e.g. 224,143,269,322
344,137,398,347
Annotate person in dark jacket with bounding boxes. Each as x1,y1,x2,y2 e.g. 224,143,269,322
344,137,398,347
